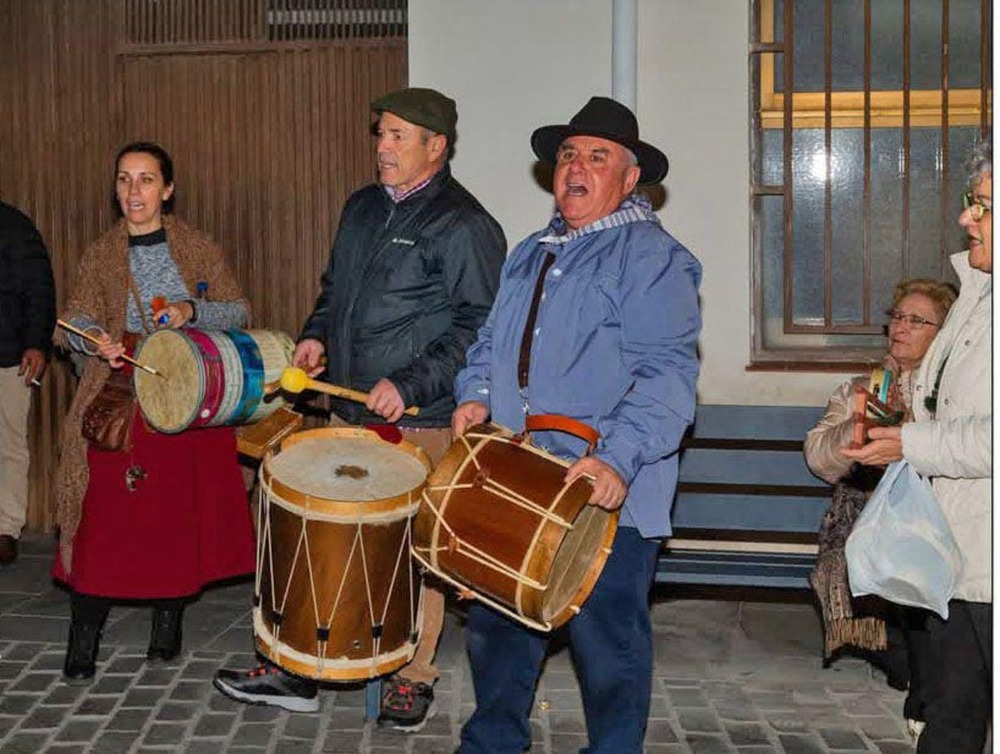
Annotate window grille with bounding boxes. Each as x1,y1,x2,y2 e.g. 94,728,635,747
750,0,991,367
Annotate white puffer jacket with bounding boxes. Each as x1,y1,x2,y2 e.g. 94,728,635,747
902,251,992,603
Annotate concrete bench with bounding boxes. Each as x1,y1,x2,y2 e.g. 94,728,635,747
657,404,831,590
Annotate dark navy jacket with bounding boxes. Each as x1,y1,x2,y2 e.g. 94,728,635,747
300,166,506,427
0,202,55,367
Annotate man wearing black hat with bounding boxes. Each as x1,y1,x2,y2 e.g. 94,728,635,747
214,87,506,729
451,97,702,753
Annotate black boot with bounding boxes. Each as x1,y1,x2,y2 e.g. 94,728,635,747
147,600,184,664
64,592,109,682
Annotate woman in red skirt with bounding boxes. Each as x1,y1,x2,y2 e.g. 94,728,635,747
53,142,255,681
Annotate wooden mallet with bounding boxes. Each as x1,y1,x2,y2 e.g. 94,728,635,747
277,367,420,417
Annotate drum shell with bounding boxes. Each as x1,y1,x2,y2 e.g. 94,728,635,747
134,328,293,433
413,423,618,631
254,428,430,681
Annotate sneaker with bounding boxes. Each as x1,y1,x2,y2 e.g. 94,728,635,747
377,675,437,732
213,662,320,713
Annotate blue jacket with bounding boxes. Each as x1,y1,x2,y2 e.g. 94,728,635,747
455,204,701,538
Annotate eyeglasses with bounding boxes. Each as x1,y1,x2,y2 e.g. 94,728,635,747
962,192,992,221
885,310,940,329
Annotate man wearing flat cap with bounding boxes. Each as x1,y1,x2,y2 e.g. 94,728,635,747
452,96,702,753
215,87,506,729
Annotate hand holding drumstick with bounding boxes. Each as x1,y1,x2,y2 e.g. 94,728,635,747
56,319,162,377
276,367,420,418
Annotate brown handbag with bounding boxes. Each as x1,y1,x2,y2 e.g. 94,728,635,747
81,369,136,452
80,280,147,453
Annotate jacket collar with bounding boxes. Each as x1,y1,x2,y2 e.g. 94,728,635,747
950,250,992,300
380,164,451,208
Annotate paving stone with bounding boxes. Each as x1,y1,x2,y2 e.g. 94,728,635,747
550,732,589,752
20,705,69,729
409,739,457,754
678,708,724,733
29,652,65,672
549,712,586,734
0,662,27,681
685,733,735,753
716,705,758,722
171,680,212,701
185,741,232,754
90,675,132,695
321,730,366,752
44,745,88,754
5,644,45,661
135,667,176,687
856,716,908,741
141,722,188,746
748,691,797,711
0,732,53,753
104,656,146,674
647,718,680,743
121,687,164,708
156,701,200,721
818,726,868,749
42,685,86,706
80,729,142,753
668,686,711,706
180,660,221,680
765,713,810,733
777,733,827,753
0,694,38,715
9,673,58,693
53,719,103,742
325,709,366,731
232,722,276,746
192,712,236,737
75,696,119,717
874,742,915,754
107,707,152,731
725,722,770,745
243,704,284,722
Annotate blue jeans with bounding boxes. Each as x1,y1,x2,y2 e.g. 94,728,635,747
459,526,661,754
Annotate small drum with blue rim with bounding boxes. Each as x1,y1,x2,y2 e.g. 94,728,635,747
133,328,294,433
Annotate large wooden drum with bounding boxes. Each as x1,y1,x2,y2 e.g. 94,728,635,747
254,428,431,681
412,419,619,632
133,328,294,433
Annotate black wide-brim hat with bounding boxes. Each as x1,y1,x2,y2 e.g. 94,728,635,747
531,96,669,185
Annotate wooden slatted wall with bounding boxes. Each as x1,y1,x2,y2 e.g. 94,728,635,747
0,0,406,533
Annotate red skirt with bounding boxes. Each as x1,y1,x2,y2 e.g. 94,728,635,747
53,411,256,599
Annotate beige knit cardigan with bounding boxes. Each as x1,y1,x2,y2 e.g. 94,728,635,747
54,216,250,573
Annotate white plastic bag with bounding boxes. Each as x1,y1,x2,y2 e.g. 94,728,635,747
845,460,962,619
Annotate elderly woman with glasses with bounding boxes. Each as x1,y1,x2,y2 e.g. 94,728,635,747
805,277,956,735
843,138,992,753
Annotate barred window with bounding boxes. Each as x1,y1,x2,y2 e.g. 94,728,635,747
750,0,991,368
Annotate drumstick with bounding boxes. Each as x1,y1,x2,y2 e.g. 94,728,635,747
279,367,420,416
56,319,164,377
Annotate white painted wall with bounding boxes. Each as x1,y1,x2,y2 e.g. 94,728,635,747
410,0,855,407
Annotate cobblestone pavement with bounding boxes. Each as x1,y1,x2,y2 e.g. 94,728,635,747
0,534,922,753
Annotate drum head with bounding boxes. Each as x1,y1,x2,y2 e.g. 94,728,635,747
265,429,428,504
134,330,202,433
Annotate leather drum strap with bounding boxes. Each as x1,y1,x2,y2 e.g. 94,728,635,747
517,251,556,390
525,414,599,453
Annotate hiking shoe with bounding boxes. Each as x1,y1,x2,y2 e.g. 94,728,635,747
377,675,436,731
213,662,320,713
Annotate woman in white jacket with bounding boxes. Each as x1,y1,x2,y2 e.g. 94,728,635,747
844,139,992,753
